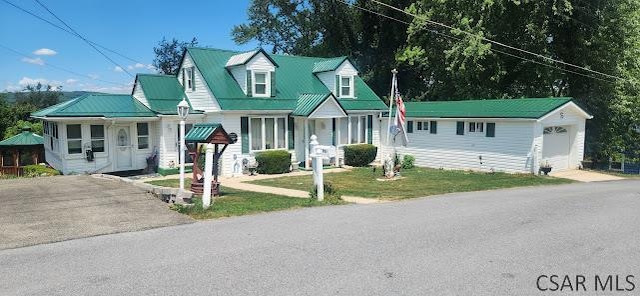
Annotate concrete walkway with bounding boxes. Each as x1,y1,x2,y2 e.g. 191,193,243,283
140,168,386,204
550,169,625,182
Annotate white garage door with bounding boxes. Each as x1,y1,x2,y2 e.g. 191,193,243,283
542,126,570,170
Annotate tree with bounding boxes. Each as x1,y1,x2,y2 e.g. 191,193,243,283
3,120,43,139
14,83,62,109
153,37,199,75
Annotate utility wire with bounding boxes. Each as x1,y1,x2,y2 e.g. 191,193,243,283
0,43,129,87
32,0,134,77
2,0,144,64
370,0,628,83
338,0,616,84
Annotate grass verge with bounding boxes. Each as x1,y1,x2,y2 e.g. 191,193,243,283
146,179,343,219
250,167,574,199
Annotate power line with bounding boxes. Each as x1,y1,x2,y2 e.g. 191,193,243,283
370,0,628,83
32,0,134,77
1,0,145,65
337,0,616,84
0,43,129,87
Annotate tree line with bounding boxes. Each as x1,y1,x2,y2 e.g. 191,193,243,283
0,83,61,140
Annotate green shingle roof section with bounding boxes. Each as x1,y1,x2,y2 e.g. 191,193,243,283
185,123,221,142
292,93,344,116
399,98,574,119
32,94,156,118
312,57,347,73
185,47,386,112
136,74,192,114
0,129,43,146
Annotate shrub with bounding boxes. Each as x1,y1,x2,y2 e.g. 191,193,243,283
22,164,60,177
343,144,377,167
402,154,415,169
309,182,343,205
255,150,291,174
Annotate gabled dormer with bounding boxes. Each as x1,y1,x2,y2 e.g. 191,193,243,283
225,48,278,97
313,57,358,98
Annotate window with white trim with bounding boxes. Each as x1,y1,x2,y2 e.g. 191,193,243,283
253,71,269,96
339,116,368,145
249,116,287,151
66,124,82,154
90,125,105,153
417,121,429,131
185,68,193,90
340,76,353,98
137,123,149,149
468,122,484,133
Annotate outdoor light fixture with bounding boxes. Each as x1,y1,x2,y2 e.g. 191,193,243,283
178,97,190,191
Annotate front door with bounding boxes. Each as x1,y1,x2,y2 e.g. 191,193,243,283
115,126,132,170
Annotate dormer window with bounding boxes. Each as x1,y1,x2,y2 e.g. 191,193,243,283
340,75,353,98
186,68,193,90
182,66,195,91
252,71,269,97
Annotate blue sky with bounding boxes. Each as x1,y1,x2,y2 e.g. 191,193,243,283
0,0,259,93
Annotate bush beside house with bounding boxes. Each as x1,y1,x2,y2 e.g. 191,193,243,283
22,164,60,177
256,150,292,174
344,144,377,167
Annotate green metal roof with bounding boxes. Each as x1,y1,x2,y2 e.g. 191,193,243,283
32,94,156,118
135,74,195,114
398,98,575,119
185,47,387,112
0,129,43,146
312,57,348,73
185,123,222,142
292,93,347,116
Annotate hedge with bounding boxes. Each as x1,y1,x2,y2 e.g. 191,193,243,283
343,144,377,167
255,150,292,174
22,165,60,177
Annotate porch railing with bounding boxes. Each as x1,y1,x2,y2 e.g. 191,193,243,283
0,166,23,177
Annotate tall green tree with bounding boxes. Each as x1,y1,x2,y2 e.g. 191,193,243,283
153,37,199,75
14,83,62,109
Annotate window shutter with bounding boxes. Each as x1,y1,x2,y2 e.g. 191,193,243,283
353,75,357,98
332,118,336,145
191,67,196,91
335,75,340,96
288,116,295,150
430,121,437,134
456,121,465,135
407,121,413,133
181,68,186,89
270,71,276,97
486,122,496,137
240,117,249,153
246,70,252,97
367,115,373,144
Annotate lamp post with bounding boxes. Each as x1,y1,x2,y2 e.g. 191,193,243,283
177,98,190,191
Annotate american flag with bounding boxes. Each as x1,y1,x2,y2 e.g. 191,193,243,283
393,75,409,145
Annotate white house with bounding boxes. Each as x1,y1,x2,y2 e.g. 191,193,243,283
32,48,388,175
381,98,593,173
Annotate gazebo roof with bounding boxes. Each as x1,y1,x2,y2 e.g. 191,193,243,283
0,127,44,147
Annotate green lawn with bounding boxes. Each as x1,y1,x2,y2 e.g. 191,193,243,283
250,167,574,199
146,178,340,219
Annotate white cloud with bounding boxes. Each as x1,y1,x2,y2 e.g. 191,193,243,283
66,78,78,84
134,63,145,68
21,57,45,65
33,48,57,56
19,77,49,86
146,64,156,71
88,74,99,80
113,66,124,72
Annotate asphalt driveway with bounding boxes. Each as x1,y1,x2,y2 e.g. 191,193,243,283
0,175,192,250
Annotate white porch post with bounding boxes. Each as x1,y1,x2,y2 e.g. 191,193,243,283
304,118,309,169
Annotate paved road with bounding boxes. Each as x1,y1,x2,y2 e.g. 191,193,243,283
0,175,192,250
1,180,639,295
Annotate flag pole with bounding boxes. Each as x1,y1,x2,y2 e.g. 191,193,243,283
385,69,398,147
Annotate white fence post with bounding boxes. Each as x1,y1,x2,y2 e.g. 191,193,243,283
309,135,323,201
202,143,214,209
310,135,318,185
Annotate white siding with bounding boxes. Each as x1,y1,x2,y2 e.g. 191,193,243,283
336,61,358,76
132,81,149,108
309,98,346,118
246,52,276,72
157,116,205,171
539,104,589,170
229,65,247,94
218,113,243,176
317,71,336,95
179,53,221,112
381,118,537,173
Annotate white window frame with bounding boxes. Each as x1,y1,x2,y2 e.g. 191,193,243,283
339,75,354,98
252,71,270,97
185,68,194,91
467,121,484,133
90,124,106,153
137,122,150,150
66,124,83,155
248,116,287,151
338,115,368,145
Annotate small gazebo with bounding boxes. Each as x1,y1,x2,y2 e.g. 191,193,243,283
0,127,45,176
184,123,237,195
